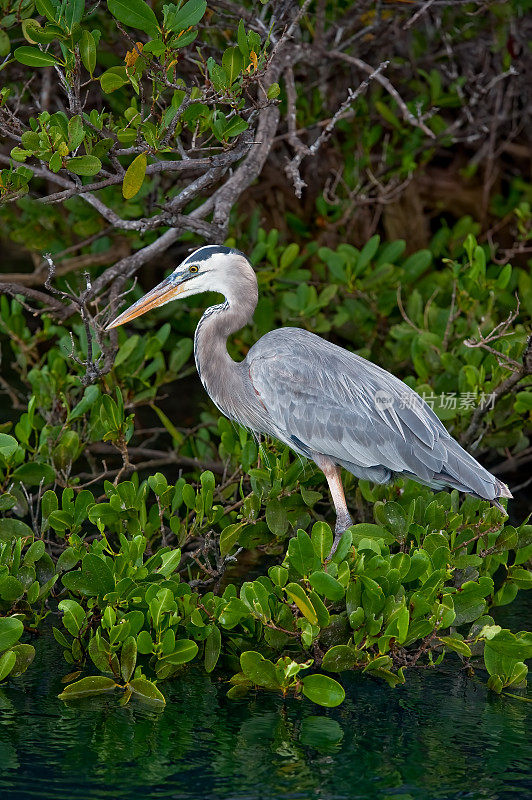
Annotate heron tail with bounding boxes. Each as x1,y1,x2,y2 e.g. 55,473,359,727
433,436,512,506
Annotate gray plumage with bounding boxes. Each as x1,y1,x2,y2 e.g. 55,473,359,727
107,245,512,548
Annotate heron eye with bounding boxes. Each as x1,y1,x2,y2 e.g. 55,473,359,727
189,265,199,274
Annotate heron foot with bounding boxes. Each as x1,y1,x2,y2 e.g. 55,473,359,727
326,513,353,562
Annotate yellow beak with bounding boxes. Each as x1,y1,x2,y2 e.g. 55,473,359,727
105,276,184,330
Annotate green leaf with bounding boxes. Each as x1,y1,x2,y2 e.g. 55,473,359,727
65,0,85,29
356,234,380,271
12,461,55,486
164,639,198,664
100,67,128,93
321,644,359,672
0,519,34,541
0,433,18,460
120,636,137,682
23,540,45,565
35,0,59,21
69,384,100,420
107,0,159,37
66,155,102,177
49,152,62,173
402,249,432,280
311,521,333,562
240,651,279,690
122,152,147,199
288,529,316,576
222,116,248,139
129,677,166,704
237,19,249,59
219,523,242,556
222,47,243,85
515,392,532,413
157,548,181,577
207,57,228,92
265,499,288,537
53,430,80,470
439,636,472,657
485,630,532,660
301,674,345,707
165,0,207,32
308,590,330,628
8,643,36,677
204,626,221,673
80,30,96,75
58,675,117,700
62,553,114,596
375,101,402,130
0,494,16,512
267,82,280,99
284,583,318,626
14,46,58,67
58,599,85,636
330,530,353,563
0,617,24,651
269,565,288,588
309,571,345,602
22,20,54,45
0,576,24,602
0,651,16,682
136,630,153,654
101,394,121,429
168,28,197,48
453,579,492,626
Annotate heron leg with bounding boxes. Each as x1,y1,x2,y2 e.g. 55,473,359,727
313,454,352,557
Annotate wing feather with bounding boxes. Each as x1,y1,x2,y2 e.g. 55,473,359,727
245,327,499,498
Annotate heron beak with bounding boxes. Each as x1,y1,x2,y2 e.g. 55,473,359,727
105,275,185,330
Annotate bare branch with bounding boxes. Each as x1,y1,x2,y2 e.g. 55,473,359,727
43,255,111,384
462,334,532,447
284,61,390,198
326,50,436,139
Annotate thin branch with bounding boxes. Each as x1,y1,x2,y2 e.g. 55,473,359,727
462,335,532,447
285,60,390,198
88,443,225,475
44,255,110,384
326,50,436,139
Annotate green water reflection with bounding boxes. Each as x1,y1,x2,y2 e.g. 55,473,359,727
0,605,530,800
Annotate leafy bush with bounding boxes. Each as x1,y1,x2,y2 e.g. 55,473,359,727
0,227,530,707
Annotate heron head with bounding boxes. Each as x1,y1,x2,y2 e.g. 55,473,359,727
106,245,254,330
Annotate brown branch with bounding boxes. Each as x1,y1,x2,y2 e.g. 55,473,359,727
87,443,225,475
44,255,110,384
284,61,390,198
37,143,251,205
0,280,66,314
462,334,532,447
325,50,436,139
0,239,129,287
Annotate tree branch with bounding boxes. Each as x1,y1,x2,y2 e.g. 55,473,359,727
462,334,532,447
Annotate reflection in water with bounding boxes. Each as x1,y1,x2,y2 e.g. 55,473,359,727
0,612,530,800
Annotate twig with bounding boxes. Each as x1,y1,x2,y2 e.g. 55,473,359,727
326,50,436,139
44,255,109,385
462,335,532,447
396,285,423,333
285,61,390,198
464,301,524,370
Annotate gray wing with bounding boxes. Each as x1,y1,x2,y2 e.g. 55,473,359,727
245,327,501,500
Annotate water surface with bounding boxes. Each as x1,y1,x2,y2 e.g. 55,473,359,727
0,604,530,800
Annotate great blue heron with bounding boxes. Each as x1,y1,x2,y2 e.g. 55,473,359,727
107,245,512,552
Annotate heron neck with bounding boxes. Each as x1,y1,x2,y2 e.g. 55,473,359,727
193,284,258,416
